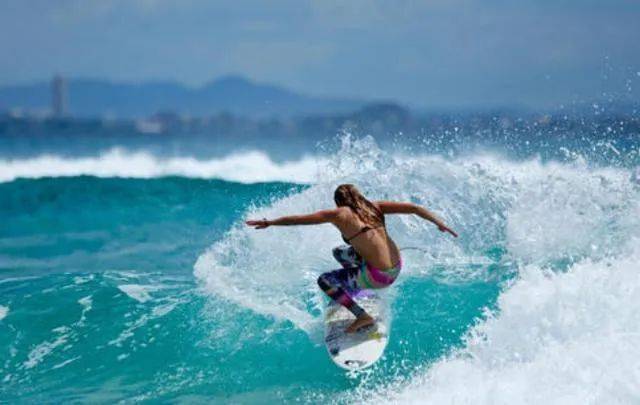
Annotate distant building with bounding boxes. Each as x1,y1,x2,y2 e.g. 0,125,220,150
51,75,67,118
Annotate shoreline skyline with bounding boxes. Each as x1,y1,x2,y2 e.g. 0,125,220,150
1,72,639,122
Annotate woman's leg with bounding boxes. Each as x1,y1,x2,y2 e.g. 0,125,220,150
320,245,375,332
317,266,366,319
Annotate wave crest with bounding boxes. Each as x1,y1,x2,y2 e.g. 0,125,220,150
0,148,325,184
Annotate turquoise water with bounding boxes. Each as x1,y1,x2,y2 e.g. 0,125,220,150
0,176,499,402
1,136,640,403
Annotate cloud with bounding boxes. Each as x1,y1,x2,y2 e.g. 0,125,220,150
1,0,639,107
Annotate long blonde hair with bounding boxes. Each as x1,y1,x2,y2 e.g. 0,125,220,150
334,184,384,227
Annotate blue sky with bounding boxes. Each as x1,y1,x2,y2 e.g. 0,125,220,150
2,0,639,109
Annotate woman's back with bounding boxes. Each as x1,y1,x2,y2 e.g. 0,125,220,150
334,205,400,270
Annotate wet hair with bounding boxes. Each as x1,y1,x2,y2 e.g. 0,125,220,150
334,184,385,227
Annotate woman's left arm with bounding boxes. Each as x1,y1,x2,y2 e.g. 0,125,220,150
246,210,337,229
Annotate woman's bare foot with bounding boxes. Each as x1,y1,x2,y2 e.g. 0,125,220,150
346,314,375,333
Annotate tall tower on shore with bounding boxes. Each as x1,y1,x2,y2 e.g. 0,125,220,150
51,74,67,118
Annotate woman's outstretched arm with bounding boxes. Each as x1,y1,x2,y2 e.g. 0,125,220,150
375,201,458,237
246,209,337,229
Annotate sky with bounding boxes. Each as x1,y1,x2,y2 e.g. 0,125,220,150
2,0,640,109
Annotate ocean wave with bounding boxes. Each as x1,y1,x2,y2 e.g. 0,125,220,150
194,136,640,337
370,242,640,404
0,148,326,184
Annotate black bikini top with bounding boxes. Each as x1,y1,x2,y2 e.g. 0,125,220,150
342,225,384,245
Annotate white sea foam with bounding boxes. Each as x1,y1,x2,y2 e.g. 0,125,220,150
73,274,95,285
52,356,80,370
77,295,93,325
108,300,180,347
0,276,40,285
0,305,8,320
118,284,157,303
0,148,326,184
367,242,640,404
23,326,71,369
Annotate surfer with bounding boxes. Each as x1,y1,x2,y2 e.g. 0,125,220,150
246,184,458,333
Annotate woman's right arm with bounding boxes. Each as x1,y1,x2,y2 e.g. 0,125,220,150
376,201,458,237
246,209,338,229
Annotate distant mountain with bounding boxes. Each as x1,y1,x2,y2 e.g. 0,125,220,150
0,75,366,118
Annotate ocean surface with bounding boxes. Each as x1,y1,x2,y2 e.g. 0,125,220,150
1,132,640,403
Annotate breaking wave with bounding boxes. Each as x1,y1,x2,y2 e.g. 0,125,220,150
194,132,640,403
0,148,326,184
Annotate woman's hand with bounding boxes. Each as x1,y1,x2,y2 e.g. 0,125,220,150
438,224,458,238
246,219,270,229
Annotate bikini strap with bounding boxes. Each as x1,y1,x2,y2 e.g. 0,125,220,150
343,225,384,244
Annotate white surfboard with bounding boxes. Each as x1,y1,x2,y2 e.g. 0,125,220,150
324,290,389,370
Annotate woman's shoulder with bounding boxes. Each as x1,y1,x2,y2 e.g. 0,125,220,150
334,206,357,223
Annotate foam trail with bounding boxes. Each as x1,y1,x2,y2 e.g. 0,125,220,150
0,148,326,184
0,305,8,320
369,242,640,404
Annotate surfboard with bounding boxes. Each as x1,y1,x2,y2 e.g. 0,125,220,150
323,289,389,370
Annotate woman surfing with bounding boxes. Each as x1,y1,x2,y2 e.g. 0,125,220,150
246,184,458,333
